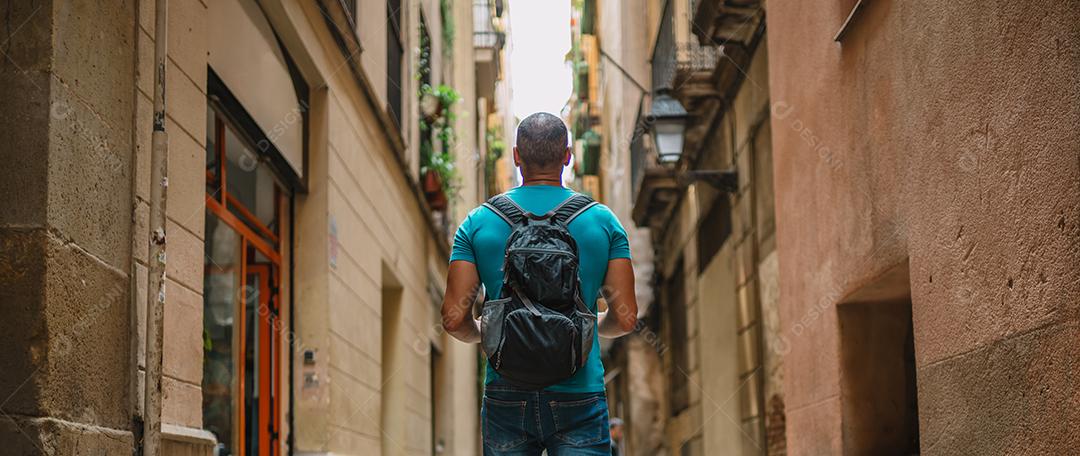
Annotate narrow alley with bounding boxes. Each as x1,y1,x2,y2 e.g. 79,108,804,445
0,1,1077,455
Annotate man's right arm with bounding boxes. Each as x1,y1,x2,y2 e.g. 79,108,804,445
443,212,482,343
442,260,482,343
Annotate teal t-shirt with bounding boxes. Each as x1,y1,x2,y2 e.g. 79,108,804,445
450,185,631,393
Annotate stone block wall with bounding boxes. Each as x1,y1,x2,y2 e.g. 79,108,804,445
0,0,137,451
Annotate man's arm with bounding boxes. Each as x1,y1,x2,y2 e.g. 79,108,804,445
598,258,638,338
442,260,482,343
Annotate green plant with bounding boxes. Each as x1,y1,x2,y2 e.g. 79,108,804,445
485,126,507,196
486,127,506,160
419,83,462,197
421,142,458,197
420,84,461,139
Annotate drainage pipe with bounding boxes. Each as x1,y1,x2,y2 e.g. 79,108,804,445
143,0,169,453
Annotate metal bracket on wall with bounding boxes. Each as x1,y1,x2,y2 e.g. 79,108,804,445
677,169,739,193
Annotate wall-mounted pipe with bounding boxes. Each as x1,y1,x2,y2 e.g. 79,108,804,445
143,0,169,454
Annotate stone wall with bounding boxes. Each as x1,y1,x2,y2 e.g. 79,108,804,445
0,0,137,451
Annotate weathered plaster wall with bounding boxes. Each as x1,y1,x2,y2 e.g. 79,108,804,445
0,0,136,451
698,242,742,455
766,1,1080,454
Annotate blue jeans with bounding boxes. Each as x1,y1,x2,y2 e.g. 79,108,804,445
482,380,611,455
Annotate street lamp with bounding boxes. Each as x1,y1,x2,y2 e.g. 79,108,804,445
648,88,689,164
648,88,740,192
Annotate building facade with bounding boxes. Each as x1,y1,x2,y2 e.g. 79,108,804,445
767,1,1080,454
570,0,779,454
624,0,782,454
567,0,664,454
0,0,509,454
579,0,1078,455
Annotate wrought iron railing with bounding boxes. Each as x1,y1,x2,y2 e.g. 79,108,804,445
653,0,722,90
474,31,504,49
473,0,504,49
677,41,721,73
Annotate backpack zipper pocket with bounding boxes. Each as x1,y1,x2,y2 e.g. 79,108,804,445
507,247,574,256
494,333,507,370
569,326,579,374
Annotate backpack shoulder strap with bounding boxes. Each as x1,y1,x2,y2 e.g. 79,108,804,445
550,193,598,225
482,194,526,226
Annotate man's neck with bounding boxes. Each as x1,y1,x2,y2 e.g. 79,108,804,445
521,176,563,187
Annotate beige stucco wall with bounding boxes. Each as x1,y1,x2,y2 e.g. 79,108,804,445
289,1,481,455
697,242,742,455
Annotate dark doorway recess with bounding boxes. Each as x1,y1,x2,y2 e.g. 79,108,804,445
838,261,920,455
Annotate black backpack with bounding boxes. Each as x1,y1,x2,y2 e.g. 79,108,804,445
479,192,599,390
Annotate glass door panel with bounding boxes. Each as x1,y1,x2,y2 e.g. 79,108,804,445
203,212,243,455
204,105,287,456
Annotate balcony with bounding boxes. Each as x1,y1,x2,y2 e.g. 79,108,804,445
474,0,505,104
632,0,763,228
692,0,764,48
474,31,504,49
633,1,707,227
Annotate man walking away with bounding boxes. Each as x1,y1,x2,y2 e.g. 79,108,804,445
609,417,625,456
441,112,638,455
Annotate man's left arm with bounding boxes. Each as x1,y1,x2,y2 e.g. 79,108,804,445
597,208,638,338
598,258,638,337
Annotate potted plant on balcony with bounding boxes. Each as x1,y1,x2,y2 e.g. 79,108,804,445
421,141,456,211
418,84,461,211
419,84,460,124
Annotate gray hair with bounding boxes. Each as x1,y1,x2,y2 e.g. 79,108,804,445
515,112,569,170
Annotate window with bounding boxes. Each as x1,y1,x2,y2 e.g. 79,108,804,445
697,195,732,274
203,105,290,456
380,278,405,454
665,261,690,416
430,344,449,455
387,0,404,126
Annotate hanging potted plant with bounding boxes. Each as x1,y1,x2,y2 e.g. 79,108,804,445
419,84,460,124
421,140,456,211
419,91,442,123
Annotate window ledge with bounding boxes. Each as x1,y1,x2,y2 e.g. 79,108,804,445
161,423,218,446
834,0,868,42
